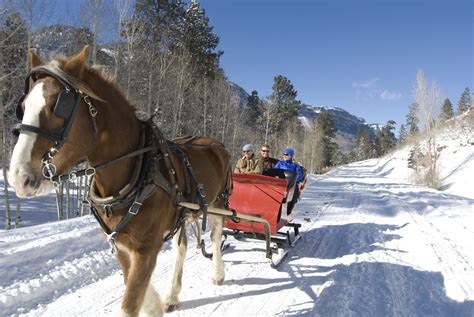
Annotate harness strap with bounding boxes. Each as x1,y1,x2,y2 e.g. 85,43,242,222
176,149,208,231
51,146,155,183
149,121,179,205
90,204,112,235
12,123,62,141
100,182,157,253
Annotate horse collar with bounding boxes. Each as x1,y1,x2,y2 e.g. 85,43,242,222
88,124,150,215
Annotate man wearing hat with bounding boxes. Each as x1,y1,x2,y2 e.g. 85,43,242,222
275,148,304,183
234,144,262,174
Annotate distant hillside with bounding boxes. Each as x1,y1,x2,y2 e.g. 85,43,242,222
298,104,377,134
32,25,114,65
229,82,249,109
298,104,378,152
227,85,379,152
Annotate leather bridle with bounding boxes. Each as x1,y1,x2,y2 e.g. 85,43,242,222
12,66,98,184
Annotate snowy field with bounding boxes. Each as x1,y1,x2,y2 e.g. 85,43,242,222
1,120,473,316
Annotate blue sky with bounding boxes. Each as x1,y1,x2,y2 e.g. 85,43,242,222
200,0,473,128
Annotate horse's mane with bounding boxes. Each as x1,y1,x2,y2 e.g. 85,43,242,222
35,59,102,102
41,57,135,113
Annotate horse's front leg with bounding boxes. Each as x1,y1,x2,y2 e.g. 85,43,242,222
165,226,188,312
117,249,130,285
209,213,225,285
118,248,163,317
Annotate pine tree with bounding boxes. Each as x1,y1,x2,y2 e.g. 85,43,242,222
355,128,374,160
268,75,301,136
457,87,471,114
406,102,419,136
313,110,338,167
408,143,423,169
181,1,222,76
439,98,454,121
134,0,184,45
398,124,407,145
244,90,262,127
374,127,383,157
381,120,396,154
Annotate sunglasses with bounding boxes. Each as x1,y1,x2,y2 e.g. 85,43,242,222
283,153,290,156
261,150,269,153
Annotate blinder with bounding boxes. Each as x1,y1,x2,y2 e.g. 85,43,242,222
12,67,82,146
15,87,79,121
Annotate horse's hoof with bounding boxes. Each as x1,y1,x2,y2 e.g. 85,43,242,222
164,295,180,312
166,304,179,312
212,277,224,285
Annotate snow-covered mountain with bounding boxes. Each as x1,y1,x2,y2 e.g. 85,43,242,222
228,82,249,109
32,25,114,65
299,103,378,152
298,104,373,134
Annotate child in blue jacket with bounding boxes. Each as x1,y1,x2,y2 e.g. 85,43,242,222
275,148,304,183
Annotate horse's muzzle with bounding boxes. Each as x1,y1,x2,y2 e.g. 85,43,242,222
8,167,52,198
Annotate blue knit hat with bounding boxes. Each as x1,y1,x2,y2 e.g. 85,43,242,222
283,148,295,157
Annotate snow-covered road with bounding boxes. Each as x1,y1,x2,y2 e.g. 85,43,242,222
1,159,473,316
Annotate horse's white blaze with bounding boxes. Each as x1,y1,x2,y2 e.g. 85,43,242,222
9,83,49,197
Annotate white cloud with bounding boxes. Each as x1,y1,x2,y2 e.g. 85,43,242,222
380,90,402,100
352,78,402,102
352,78,379,88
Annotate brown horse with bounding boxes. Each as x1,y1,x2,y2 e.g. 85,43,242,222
8,46,231,316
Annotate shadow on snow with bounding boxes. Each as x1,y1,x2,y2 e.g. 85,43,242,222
181,223,473,316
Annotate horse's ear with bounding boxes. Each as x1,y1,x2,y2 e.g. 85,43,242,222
64,45,89,78
28,49,43,69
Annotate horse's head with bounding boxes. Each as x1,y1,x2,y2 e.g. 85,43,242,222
9,46,99,198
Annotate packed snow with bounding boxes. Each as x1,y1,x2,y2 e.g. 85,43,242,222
1,117,473,316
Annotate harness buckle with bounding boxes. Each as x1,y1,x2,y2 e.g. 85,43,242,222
68,172,77,181
85,167,96,176
48,147,59,158
104,204,114,217
106,232,118,254
42,162,57,179
197,184,206,198
128,201,143,215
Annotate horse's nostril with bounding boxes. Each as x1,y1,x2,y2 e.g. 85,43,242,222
22,175,31,187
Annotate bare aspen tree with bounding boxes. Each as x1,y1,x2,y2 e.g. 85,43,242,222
14,200,20,228
413,70,443,188
154,50,175,119
80,0,115,65
0,28,9,229
19,0,52,53
0,50,11,229
202,79,208,135
113,0,131,77
261,99,273,144
66,181,71,219
122,14,144,96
